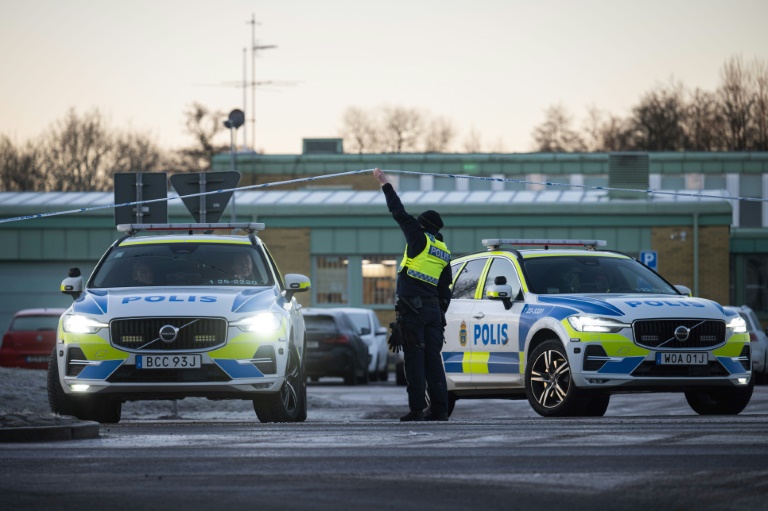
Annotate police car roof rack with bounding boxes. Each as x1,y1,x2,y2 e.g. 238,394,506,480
117,223,266,235
482,239,607,251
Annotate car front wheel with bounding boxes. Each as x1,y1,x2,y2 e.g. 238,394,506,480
253,343,307,423
684,381,753,415
525,339,593,417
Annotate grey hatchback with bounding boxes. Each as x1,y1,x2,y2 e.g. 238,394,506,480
302,308,370,385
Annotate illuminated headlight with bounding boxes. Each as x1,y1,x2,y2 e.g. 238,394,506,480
62,315,108,334
726,316,747,333
232,312,282,334
567,315,630,333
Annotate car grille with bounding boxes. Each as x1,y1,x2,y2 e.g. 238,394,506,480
633,319,725,350
107,363,231,383
110,317,227,352
630,360,729,377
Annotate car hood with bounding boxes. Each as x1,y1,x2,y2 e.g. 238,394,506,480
70,287,282,318
535,294,734,320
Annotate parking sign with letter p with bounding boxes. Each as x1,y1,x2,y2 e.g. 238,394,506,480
639,250,658,270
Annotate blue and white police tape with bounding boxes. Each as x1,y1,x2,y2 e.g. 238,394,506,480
0,168,764,225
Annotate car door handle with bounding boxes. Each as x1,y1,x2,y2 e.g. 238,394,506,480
473,312,485,319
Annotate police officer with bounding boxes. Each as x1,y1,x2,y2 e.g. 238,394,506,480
373,168,452,422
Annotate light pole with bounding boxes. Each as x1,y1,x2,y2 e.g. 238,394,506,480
224,109,244,222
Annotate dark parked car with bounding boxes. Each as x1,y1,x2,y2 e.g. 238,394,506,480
302,308,369,385
1,308,66,369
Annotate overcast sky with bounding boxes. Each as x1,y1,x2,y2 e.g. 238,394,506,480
1,0,767,155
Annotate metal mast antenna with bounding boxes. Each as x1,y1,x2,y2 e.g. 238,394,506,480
247,13,276,152
241,47,247,151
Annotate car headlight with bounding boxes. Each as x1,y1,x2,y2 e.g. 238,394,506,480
231,312,283,334
62,314,108,334
567,315,630,333
726,316,747,333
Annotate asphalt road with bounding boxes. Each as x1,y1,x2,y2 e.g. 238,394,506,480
2,380,768,511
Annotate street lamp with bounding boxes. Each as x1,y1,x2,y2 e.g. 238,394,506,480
223,109,245,222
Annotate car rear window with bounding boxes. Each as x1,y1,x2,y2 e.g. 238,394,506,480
304,315,338,332
10,315,60,331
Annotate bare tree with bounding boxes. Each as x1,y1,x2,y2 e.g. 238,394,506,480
41,108,114,191
422,116,456,153
684,88,725,151
531,104,585,152
0,136,43,191
181,102,226,171
379,106,424,153
112,132,166,174
752,58,768,150
462,127,483,153
630,80,688,151
339,107,380,154
718,56,753,151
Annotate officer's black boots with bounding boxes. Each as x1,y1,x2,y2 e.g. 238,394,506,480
425,411,448,421
399,410,425,422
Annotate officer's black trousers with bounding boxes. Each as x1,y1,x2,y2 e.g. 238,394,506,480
401,303,448,413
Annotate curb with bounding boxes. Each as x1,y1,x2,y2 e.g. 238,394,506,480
0,421,100,443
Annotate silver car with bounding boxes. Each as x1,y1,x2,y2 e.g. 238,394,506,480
726,305,768,384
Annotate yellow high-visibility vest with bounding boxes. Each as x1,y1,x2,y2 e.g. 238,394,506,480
399,233,451,286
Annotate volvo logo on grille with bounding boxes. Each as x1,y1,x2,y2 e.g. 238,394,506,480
159,324,179,343
674,325,690,342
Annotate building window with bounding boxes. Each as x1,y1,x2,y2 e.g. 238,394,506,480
362,255,398,305
739,174,762,228
314,256,348,304
661,175,685,189
746,255,768,315
584,176,608,190
399,175,420,191
703,174,726,190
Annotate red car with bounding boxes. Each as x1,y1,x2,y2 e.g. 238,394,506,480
0,308,65,369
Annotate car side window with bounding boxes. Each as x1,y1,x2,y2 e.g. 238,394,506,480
451,258,488,300
482,257,521,300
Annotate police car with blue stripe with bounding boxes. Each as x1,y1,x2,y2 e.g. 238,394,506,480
48,223,311,424
442,239,752,417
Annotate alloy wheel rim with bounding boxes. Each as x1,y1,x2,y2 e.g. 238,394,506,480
530,349,571,409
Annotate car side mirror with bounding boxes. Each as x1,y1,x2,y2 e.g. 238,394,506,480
376,326,388,336
675,285,692,297
61,267,83,301
487,283,514,310
284,274,311,301
360,327,371,335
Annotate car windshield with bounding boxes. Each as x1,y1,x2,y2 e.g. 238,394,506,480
10,315,60,331
89,242,274,288
522,255,679,295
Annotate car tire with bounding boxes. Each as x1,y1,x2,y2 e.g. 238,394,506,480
47,349,80,417
525,339,591,417
47,349,122,423
583,393,610,417
344,355,358,386
79,397,122,424
253,343,307,423
378,365,389,383
684,381,754,415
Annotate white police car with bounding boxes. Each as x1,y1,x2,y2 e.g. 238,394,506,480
442,239,752,417
48,223,311,423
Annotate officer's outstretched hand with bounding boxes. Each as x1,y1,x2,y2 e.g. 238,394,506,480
373,168,388,186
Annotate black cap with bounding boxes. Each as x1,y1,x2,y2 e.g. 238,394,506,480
417,210,443,231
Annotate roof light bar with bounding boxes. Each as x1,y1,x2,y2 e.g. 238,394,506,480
482,239,607,251
117,223,265,234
